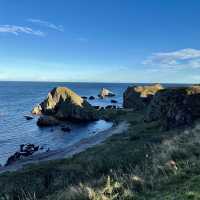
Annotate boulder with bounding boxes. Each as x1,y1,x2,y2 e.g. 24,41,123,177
123,84,164,110
98,88,115,98
105,105,113,109
5,144,39,166
32,87,97,122
93,106,100,110
111,99,117,103
89,96,95,100
145,86,200,130
24,115,34,120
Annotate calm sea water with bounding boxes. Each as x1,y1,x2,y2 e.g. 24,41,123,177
0,81,131,165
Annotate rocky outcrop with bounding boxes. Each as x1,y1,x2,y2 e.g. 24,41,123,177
123,84,163,110
32,87,97,123
89,96,95,100
5,144,39,166
111,99,117,103
145,86,200,130
98,88,115,98
24,115,34,120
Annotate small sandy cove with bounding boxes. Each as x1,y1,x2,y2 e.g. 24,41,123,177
0,121,129,174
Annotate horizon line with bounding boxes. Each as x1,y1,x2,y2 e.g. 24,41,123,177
0,80,195,85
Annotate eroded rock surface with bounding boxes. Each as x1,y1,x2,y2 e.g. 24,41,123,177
32,87,98,124
145,85,200,130
123,84,164,110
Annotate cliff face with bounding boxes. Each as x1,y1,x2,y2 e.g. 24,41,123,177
32,87,97,122
145,86,200,130
123,84,164,110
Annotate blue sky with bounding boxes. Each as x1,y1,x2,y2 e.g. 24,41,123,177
1,0,200,83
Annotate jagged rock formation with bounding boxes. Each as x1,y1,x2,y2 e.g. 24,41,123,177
98,88,115,98
32,87,97,123
123,84,164,110
145,85,200,130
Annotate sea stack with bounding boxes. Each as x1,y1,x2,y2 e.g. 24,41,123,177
98,88,115,98
32,87,98,124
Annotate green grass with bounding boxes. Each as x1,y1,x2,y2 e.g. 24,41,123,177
1,109,200,200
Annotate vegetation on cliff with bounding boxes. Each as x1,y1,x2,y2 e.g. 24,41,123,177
1,106,200,199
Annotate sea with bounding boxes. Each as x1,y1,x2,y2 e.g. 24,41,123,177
0,81,131,165
0,81,190,165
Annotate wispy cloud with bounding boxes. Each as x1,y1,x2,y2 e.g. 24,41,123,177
27,19,64,32
143,48,200,69
0,25,45,36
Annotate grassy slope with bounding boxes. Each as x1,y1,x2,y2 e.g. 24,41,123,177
1,109,200,199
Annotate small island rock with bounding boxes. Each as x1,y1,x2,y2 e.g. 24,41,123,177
98,88,115,98
111,99,118,103
89,96,95,100
32,87,97,123
24,115,34,120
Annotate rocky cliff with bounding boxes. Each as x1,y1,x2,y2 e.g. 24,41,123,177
32,87,97,122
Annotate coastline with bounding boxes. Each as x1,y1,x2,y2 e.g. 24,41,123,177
0,121,129,174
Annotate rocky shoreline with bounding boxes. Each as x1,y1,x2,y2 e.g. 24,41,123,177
0,121,128,174
4,83,200,168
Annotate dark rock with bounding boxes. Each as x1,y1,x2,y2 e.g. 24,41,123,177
123,84,164,110
5,144,39,166
89,96,95,100
93,106,100,110
37,116,60,127
112,105,117,109
61,127,71,132
81,96,87,99
5,152,22,166
145,86,200,130
111,99,118,103
106,105,113,109
24,115,34,120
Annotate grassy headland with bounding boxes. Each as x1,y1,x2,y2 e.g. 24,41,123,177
1,108,200,199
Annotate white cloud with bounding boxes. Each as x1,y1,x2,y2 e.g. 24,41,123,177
27,19,64,32
0,25,45,36
143,48,200,69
